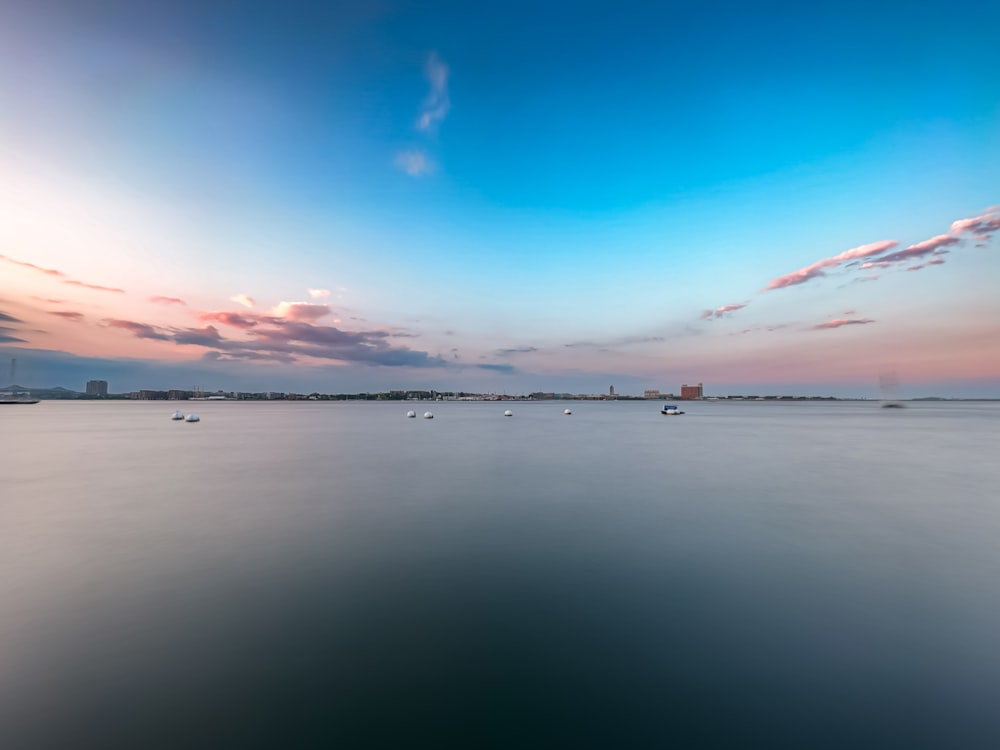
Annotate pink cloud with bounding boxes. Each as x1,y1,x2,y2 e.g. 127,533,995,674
272,301,331,322
763,262,828,290
812,318,876,330
198,311,263,329
64,280,125,293
701,302,749,320
150,296,186,306
877,234,959,264
308,288,331,299
231,294,255,308
0,254,65,277
763,240,897,291
950,210,1000,238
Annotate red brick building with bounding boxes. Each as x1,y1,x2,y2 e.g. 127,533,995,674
680,383,703,400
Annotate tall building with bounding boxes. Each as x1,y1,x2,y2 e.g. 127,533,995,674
609,385,616,397
680,382,703,400
86,380,108,397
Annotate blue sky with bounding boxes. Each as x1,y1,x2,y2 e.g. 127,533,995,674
1,0,998,396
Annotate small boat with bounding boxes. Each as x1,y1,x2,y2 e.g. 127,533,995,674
2,360,39,404
660,404,685,415
171,410,185,420
0,395,39,404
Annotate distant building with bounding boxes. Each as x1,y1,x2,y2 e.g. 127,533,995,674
86,380,108,397
643,389,661,399
609,385,616,397
680,382,703,400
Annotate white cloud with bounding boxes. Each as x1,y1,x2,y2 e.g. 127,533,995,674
231,293,255,308
395,150,434,177
416,52,450,132
308,288,331,299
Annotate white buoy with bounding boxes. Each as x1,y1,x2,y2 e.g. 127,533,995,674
504,409,513,417
406,410,416,418
423,411,434,419
171,411,185,420
564,408,572,415
185,413,200,422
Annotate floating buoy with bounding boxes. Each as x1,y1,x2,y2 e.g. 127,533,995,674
171,411,185,420
185,413,200,422
564,408,572,415
406,410,416,418
423,411,434,419
504,409,513,417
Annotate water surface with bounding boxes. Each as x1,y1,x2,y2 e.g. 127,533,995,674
2,400,999,747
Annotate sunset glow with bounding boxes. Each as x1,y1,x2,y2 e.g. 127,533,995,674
2,2,998,396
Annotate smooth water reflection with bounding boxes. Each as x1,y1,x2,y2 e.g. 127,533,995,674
1,400,999,747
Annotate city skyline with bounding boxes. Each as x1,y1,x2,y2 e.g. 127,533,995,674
2,1,999,398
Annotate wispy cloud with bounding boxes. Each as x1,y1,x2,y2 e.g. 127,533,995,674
876,234,959,264
231,294,255,309
733,323,791,335
150,296,187,306
103,318,171,340
700,302,748,320
495,346,539,356
476,363,517,374
49,311,85,322
416,52,450,133
564,335,666,349
64,280,125,294
764,240,897,291
0,255,65,277
812,318,876,330
0,311,23,323
2,254,127,294
308,288,331,299
394,149,434,177
0,328,27,343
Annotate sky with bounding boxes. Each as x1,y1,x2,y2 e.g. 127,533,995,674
1,0,998,397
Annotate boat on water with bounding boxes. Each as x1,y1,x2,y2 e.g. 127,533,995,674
0,392,40,405
879,371,906,409
660,404,685,415
2,359,39,403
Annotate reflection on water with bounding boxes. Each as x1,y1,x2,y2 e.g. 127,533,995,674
2,400,999,747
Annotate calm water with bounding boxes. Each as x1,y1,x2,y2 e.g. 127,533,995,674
2,400,999,748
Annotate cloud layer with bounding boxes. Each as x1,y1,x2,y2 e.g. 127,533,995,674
104,306,449,368
764,240,898,291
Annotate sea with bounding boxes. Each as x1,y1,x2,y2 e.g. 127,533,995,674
1,399,999,749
